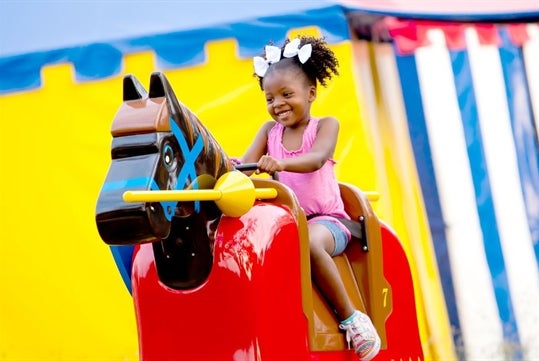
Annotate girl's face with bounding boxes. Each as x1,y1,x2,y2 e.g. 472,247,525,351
262,66,316,128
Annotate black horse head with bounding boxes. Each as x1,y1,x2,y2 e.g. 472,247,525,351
95,72,233,289
96,72,233,244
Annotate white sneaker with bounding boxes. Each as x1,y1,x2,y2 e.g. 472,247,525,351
339,311,381,361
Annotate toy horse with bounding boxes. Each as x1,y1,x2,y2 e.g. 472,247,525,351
95,72,424,360
96,72,233,288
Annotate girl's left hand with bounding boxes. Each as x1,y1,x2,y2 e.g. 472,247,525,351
257,155,283,175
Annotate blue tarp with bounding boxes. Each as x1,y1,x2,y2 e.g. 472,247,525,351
0,2,351,94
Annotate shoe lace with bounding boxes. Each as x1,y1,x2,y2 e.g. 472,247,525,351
339,319,367,350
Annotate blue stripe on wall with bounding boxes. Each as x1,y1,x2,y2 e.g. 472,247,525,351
394,52,461,341
498,28,539,265
450,49,521,356
0,5,349,94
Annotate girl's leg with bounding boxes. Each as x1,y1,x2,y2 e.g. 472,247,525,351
308,222,381,361
308,222,355,320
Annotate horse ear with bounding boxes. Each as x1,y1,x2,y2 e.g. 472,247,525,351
149,71,182,116
123,74,148,101
148,71,169,99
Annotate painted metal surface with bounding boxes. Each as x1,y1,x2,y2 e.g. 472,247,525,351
130,202,424,360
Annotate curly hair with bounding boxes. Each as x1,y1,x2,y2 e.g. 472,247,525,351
254,35,339,89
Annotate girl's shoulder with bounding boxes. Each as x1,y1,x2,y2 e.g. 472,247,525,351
262,120,279,133
262,120,277,128
317,116,338,123
315,116,339,130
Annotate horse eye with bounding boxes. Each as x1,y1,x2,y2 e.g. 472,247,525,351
163,143,175,168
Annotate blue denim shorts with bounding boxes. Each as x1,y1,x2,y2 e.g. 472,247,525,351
312,219,349,256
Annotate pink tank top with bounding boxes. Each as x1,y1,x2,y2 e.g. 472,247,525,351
267,118,351,239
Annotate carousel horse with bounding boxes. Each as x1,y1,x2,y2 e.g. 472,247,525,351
95,72,424,360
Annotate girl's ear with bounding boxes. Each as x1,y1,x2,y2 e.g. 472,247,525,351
308,85,317,102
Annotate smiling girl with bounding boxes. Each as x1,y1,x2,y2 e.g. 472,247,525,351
236,36,381,361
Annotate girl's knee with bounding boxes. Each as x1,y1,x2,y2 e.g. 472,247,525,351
308,230,335,256
309,239,328,257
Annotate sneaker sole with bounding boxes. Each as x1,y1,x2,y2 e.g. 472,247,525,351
357,336,381,361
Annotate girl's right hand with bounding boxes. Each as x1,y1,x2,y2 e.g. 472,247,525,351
229,157,242,166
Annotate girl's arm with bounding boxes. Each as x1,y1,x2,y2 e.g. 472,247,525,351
237,120,273,167
258,116,339,174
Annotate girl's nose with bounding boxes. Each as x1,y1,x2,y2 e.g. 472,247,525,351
273,97,284,107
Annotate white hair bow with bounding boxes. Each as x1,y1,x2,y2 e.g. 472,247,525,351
283,38,312,64
253,45,281,77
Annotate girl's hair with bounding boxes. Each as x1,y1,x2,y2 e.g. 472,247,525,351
255,35,339,89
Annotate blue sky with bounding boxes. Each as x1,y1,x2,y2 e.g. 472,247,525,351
2,0,538,57
0,0,332,56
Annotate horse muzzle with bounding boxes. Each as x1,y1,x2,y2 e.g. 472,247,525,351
95,153,172,245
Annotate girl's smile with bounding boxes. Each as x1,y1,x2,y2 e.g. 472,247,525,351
276,109,292,120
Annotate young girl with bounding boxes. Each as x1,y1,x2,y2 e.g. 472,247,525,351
236,35,381,361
